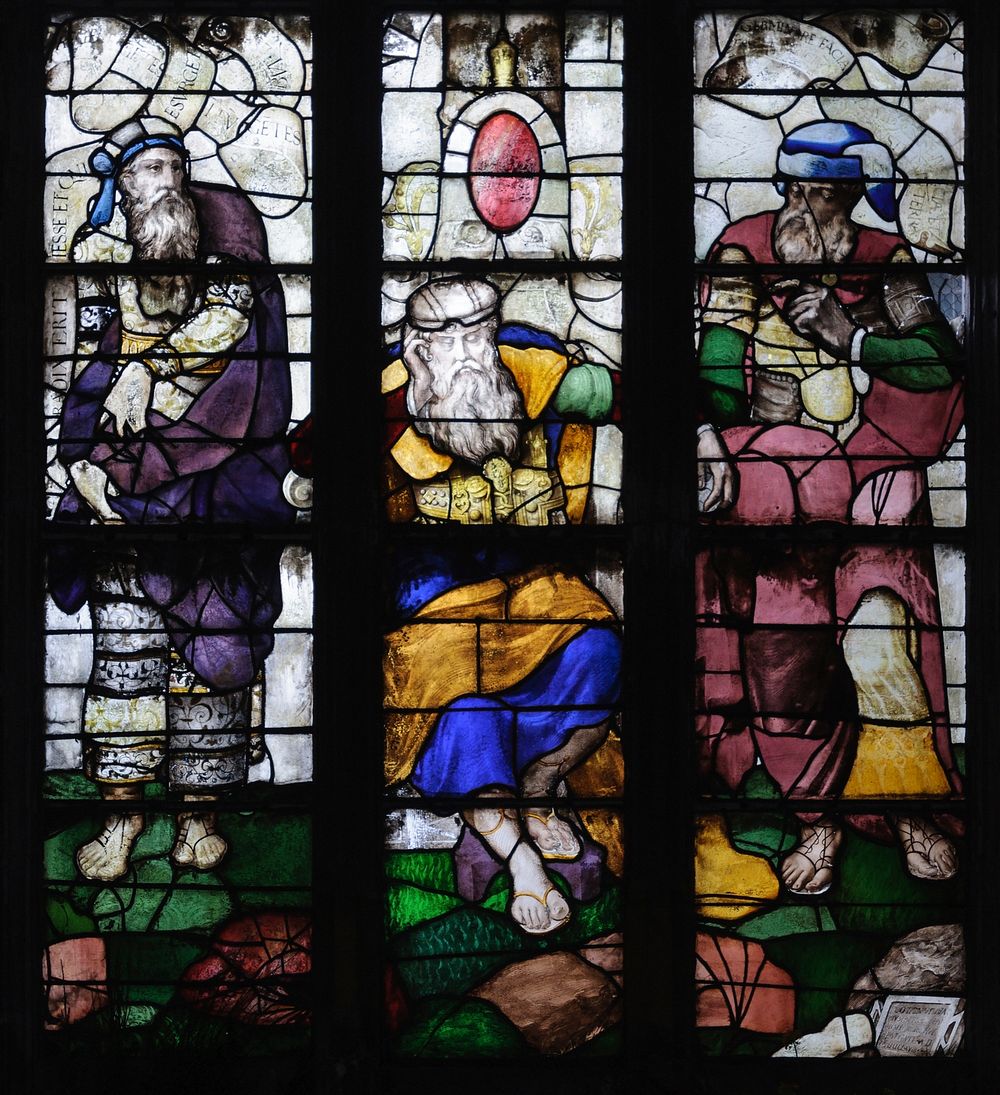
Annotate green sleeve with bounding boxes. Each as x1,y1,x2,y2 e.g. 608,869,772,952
862,321,961,391
552,362,614,421
698,324,750,426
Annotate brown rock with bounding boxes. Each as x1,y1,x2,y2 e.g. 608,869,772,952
847,923,964,1011
470,950,621,1055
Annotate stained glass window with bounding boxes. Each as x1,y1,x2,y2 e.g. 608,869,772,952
694,8,968,1058
381,11,625,1058
41,11,314,1053
6,1,1000,1087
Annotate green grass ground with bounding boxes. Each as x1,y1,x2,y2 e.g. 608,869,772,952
43,775,312,1055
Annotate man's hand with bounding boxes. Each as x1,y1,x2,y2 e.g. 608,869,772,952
779,281,856,359
103,359,154,435
69,460,122,523
697,425,736,513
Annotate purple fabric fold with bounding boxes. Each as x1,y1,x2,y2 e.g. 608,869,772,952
50,185,296,690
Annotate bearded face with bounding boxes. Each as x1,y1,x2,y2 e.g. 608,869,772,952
403,318,526,466
119,148,200,317
773,181,862,264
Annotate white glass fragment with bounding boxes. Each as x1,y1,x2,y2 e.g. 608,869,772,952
382,92,442,172
45,633,94,685
694,196,730,261
216,105,308,217
208,16,305,106
565,91,623,158
265,632,313,729
933,544,966,628
147,27,216,131
611,16,624,61
694,97,785,178
565,62,623,88
702,15,853,113
570,174,623,260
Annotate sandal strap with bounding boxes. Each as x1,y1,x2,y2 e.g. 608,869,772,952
476,808,515,837
512,884,556,907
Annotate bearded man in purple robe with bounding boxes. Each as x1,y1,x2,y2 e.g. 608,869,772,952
49,118,295,881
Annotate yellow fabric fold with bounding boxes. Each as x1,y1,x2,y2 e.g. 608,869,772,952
557,423,595,524
381,357,408,394
499,345,568,420
390,427,454,480
383,566,614,785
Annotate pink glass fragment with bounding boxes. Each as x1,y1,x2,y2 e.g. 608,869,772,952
469,111,541,232
43,936,109,1029
696,933,795,1033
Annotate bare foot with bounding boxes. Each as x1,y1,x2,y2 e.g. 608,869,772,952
508,842,572,935
781,819,842,895
464,802,571,934
895,816,958,880
171,812,228,870
521,808,580,860
76,813,145,881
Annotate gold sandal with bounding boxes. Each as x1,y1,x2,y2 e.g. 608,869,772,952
522,808,582,861
511,883,572,935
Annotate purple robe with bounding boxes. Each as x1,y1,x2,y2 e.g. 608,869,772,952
50,185,295,691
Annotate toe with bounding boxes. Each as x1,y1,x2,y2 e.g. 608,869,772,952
781,858,805,888
515,898,537,931
934,844,957,874
549,894,570,925
806,870,830,893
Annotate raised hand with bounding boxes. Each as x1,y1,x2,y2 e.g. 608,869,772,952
103,359,154,435
782,282,856,358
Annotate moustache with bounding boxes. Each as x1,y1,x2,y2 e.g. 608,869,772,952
428,359,483,396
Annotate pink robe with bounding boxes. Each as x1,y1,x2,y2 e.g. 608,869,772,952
696,213,964,836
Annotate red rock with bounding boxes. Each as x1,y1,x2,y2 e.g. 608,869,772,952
43,936,109,1029
695,931,795,1033
181,912,311,1025
469,112,541,232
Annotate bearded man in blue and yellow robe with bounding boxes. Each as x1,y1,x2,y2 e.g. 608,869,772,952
381,277,621,935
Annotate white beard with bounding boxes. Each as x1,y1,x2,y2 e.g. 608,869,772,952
121,187,200,316
774,203,855,264
406,341,526,466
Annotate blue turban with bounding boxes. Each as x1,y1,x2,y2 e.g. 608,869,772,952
88,135,186,228
775,121,896,222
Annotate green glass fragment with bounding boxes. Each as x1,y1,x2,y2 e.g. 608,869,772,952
151,872,234,933
385,850,458,894
393,997,525,1058
217,813,311,888
735,904,836,941
386,881,463,935
93,858,173,932
46,894,96,938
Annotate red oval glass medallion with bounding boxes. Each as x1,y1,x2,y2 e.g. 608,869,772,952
469,111,542,232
